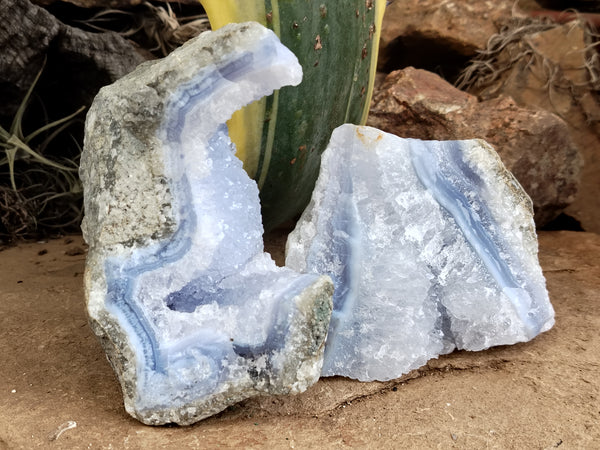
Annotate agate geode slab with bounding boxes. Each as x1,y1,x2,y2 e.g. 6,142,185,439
286,124,555,381
80,23,333,425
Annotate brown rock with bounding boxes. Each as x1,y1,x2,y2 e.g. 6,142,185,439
471,21,594,121
368,67,582,226
379,0,520,72
367,69,475,140
459,19,600,233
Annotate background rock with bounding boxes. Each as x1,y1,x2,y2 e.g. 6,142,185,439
378,0,521,81
458,18,600,233
0,0,147,126
368,67,582,226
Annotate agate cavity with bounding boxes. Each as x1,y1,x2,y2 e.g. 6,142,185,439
80,23,333,425
286,124,555,382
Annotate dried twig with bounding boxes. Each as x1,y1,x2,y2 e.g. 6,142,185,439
0,59,84,240
77,2,210,57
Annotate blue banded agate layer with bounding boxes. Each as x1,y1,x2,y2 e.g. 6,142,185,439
286,124,554,382
80,23,333,425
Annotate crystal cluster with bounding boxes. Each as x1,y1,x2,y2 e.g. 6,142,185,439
80,23,333,425
286,124,555,381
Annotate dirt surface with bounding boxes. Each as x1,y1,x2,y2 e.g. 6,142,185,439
1,230,599,449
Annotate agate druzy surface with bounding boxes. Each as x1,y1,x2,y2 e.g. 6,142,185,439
80,23,333,425
286,124,555,381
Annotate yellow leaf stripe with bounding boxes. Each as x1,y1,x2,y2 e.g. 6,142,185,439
199,0,268,178
361,0,386,125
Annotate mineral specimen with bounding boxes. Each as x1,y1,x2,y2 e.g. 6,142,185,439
80,23,333,425
286,124,555,381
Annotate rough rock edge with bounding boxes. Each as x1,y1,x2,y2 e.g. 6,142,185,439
462,138,540,261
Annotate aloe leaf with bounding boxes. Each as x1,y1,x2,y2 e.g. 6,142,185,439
200,0,386,229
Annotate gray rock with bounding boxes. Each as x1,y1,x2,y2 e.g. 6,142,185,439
80,22,333,426
286,124,554,381
0,0,146,125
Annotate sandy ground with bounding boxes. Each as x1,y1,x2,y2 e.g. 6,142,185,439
0,230,599,449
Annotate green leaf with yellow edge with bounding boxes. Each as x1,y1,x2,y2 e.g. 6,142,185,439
200,0,386,229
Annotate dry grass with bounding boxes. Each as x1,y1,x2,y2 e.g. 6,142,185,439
78,1,210,57
456,15,600,97
1,3,211,241
0,59,84,241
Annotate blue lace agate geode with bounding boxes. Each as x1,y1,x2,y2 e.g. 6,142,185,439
286,124,555,381
80,23,333,425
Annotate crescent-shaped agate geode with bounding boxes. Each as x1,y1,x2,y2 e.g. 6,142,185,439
80,23,333,425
